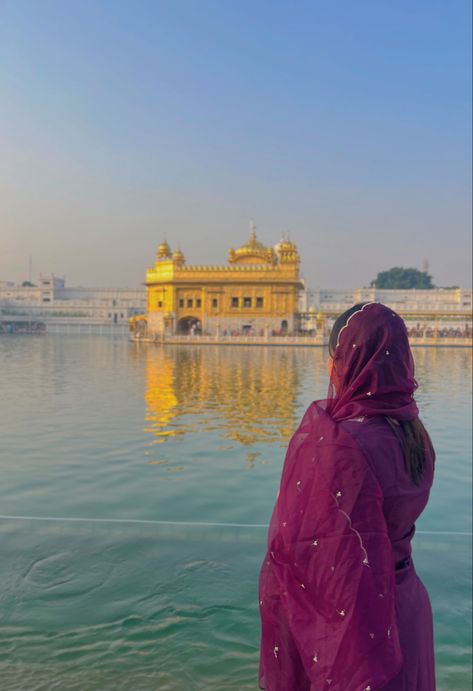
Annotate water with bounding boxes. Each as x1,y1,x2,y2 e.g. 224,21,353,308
0,336,471,690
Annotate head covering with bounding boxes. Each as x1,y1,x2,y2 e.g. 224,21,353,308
327,301,419,422
258,304,418,690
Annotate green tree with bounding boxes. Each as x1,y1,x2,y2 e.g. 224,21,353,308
370,267,434,289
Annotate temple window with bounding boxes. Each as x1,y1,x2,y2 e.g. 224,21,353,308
212,298,218,308
196,298,202,308
231,297,239,308
187,298,193,308
243,297,252,308
256,297,264,308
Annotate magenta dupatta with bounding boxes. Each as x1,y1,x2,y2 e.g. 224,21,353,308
258,303,419,690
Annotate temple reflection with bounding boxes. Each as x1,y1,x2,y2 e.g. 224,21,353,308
141,345,311,448
136,344,472,447
144,351,179,441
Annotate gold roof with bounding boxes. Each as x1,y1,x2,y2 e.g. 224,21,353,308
157,238,172,259
229,225,276,265
238,229,266,253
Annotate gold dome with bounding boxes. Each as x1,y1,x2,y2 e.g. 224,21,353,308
157,238,172,260
278,239,296,251
228,225,276,265
276,233,298,250
239,229,267,253
275,234,299,263
172,248,185,264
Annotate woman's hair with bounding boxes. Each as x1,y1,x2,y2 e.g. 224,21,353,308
328,303,434,485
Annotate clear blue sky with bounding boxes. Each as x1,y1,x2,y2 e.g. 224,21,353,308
0,0,471,288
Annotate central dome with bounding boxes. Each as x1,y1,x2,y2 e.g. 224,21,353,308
228,225,276,265
240,229,267,252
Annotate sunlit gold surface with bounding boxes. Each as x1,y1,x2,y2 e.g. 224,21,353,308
139,228,304,336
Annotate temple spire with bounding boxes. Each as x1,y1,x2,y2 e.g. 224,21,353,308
249,219,257,244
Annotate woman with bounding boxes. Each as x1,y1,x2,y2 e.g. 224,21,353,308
258,302,436,690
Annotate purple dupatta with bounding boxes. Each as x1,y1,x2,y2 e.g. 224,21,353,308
258,303,419,690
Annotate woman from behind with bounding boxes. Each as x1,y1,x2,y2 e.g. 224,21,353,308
258,302,436,690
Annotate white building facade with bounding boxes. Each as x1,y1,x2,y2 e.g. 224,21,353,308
299,287,472,332
1,274,471,336
0,274,146,327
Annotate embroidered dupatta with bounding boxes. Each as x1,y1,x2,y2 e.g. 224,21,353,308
258,303,419,690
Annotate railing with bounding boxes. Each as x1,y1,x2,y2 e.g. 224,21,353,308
130,332,473,347
47,323,130,335
151,333,327,345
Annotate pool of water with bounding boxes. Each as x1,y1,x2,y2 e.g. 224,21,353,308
0,337,471,689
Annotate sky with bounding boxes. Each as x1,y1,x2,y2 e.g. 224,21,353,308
0,0,471,289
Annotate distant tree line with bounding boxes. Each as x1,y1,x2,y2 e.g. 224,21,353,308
370,267,434,289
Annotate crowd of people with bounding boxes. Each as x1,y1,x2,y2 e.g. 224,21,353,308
406,325,472,338
182,325,473,340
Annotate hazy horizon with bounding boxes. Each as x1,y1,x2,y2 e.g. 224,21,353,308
1,238,470,292
1,1,471,290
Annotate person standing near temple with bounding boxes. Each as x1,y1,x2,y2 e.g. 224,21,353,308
258,302,436,690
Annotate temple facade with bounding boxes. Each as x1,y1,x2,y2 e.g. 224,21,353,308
130,226,304,338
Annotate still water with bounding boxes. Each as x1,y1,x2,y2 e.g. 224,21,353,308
0,336,471,690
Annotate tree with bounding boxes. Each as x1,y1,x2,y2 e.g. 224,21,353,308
370,267,434,289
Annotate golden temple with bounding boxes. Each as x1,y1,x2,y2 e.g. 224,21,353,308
130,224,304,338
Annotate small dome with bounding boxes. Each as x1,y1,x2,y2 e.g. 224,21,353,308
276,233,297,252
274,234,299,262
157,238,172,260
172,248,185,264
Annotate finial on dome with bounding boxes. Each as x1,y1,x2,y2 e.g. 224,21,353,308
249,219,257,244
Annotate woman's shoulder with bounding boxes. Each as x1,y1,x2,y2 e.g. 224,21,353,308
338,415,405,492
339,414,391,433
338,415,401,464
339,413,395,427
339,415,433,495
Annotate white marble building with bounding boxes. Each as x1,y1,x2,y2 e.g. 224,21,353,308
1,273,471,334
0,274,146,327
298,287,472,332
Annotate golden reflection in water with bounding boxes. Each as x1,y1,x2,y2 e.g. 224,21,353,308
130,344,471,468
143,351,179,442
140,345,311,448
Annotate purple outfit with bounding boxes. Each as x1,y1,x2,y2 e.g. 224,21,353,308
258,303,436,690
341,416,435,691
